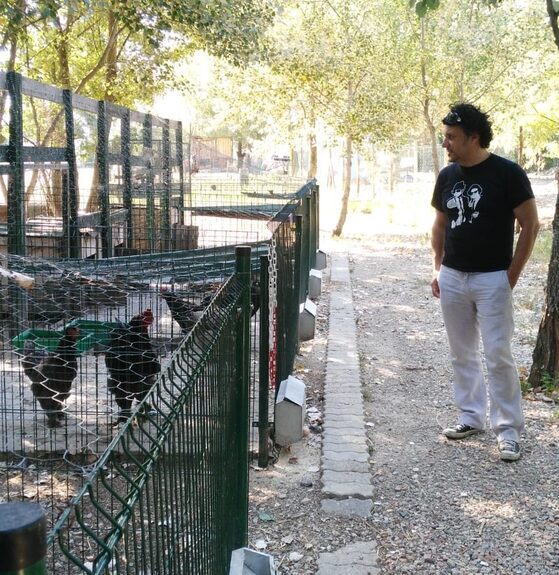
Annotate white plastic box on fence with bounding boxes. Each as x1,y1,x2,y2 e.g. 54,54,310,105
298,298,316,341
308,269,322,300
229,547,277,575
315,249,327,271
274,375,306,447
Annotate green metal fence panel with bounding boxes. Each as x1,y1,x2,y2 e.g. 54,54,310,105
48,267,250,574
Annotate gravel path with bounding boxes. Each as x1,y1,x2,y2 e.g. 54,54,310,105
248,178,559,575
348,228,559,575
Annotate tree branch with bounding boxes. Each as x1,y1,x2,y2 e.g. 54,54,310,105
531,104,559,126
547,0,559,51
74,22,126,93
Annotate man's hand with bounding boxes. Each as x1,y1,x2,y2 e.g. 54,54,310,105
431,210,446,299
509,198,539,290
431,276,440,298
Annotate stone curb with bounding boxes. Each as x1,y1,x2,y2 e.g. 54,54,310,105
319,251,379,573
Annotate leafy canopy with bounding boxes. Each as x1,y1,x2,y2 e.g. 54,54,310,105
410,0,502,18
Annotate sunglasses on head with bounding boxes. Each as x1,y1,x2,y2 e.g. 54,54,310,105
443,111,462,125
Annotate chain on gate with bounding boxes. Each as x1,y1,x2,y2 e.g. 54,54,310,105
268,235,278,390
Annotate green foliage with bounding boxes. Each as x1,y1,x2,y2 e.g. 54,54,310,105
410,0,501,17
520,375,532,394
269,0,413,147
1,0,275,108
531,229,553,266
190,59,272,143
397,0,558,174
541,371,559,392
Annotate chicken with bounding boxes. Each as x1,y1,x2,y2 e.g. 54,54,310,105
22,326,80,428
250,278,261,318
105,309,161,424
160,290,211,334
162,280,261,335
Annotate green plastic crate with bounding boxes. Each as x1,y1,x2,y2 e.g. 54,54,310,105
11,329,94,354
64,319,121,348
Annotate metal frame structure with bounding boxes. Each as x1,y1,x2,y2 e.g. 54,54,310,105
0,72,320,574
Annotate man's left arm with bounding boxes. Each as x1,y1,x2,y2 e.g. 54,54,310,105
508,198,540,289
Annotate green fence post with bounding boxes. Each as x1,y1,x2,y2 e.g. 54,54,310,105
299,198,310,304
293,214,303,347
143,114,155,252
315,184,320,252
162,119,172,251
62,89,80,258
176,123,185,225
97,100,111,258
122,109,134,252
235,246,251,546
6,71,25,257
309,187,317,269
295,207,309,303
0,503,47,575
258,255,270,468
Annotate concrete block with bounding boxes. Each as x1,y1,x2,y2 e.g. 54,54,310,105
275,376,306,447
230,548,276,575
321,498,373,518
315,249,327,270
309,269,322,300
299,298,316,341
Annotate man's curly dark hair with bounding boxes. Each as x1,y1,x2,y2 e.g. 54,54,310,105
443,103,493,149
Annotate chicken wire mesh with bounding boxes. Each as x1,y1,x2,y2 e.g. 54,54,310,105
1,71,318,572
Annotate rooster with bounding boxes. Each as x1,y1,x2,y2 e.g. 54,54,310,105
22,326,80,428
105,309,160,424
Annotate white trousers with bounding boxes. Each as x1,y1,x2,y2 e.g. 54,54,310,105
438,265,524,441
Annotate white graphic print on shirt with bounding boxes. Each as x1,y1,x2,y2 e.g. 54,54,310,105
446,180,483,229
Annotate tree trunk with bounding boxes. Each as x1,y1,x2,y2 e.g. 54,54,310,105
518,125,524,168
332,134,352,237
290,146,297,176
547,0,559,51
87,10,119,213
426,105,440,177
356,153,361,198
419,19,440,178
307,109,317,180
0,1,23,201
529,170,559,387
237,140,245,170
327,148,335,189
389,154,396,196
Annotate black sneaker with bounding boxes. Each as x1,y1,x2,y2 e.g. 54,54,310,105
442,423,482,439
499,439,521,461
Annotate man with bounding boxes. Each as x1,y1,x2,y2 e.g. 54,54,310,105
430,102,539,461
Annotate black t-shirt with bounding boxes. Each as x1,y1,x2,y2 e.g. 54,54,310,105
431,153,534,272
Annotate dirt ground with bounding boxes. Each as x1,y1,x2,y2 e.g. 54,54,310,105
247,176,558,575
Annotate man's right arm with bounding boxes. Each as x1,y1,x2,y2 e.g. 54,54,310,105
431,209,446,298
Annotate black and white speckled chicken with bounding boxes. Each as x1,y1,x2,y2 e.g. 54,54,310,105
105,309,160,424
160,290,212,334
162,280,261,335
22,326,80,428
